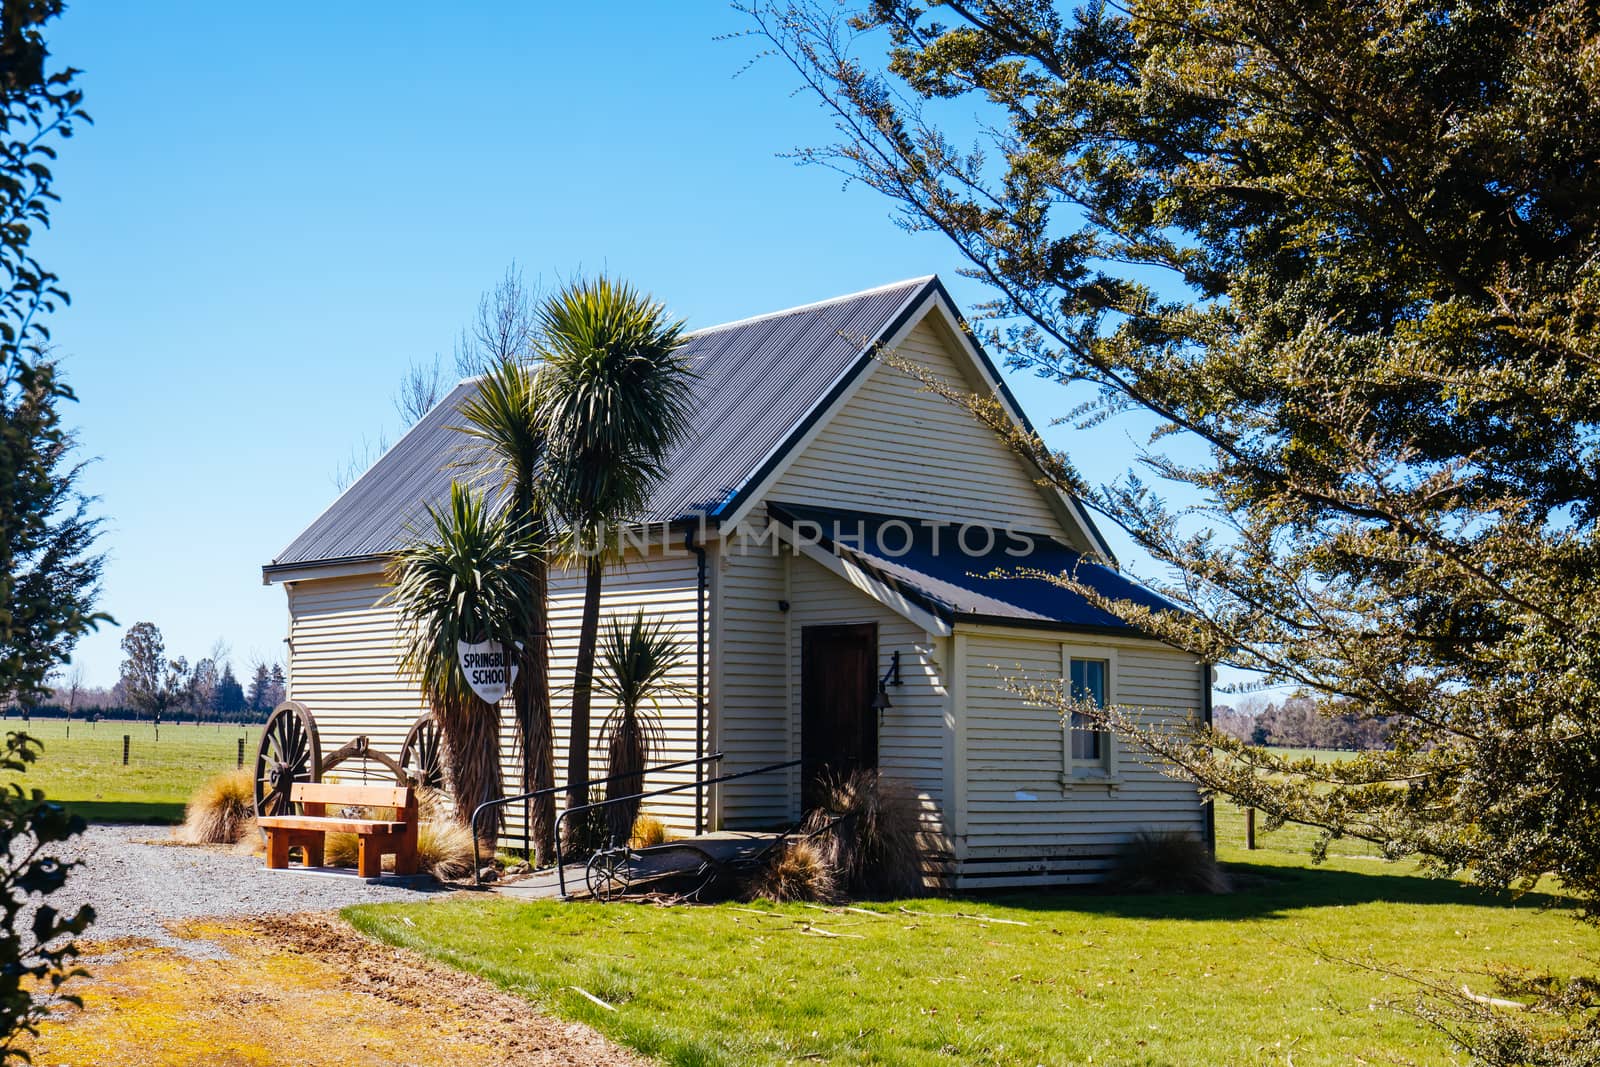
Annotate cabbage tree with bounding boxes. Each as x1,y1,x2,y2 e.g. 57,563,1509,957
536,277,695,841
387,482,538,837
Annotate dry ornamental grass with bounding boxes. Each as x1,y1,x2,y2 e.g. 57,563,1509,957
802,769,924,899
747,838,839,903
177,769,255,844
628,813,667,849
1106,830,1231,894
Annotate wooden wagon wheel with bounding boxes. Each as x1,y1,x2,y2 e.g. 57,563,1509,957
253,700,323,822
400,713,447,794
321,735,411,785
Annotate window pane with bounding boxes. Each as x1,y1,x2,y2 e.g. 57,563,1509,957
1071,659,1105,705
1069,657,1107,763
1071,717,1099,760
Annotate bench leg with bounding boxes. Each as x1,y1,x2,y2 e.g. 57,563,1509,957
357,831,385,879
266,829,290,870
302,834,325,868
393,832,418,876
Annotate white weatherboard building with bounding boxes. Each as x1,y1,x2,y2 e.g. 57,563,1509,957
264,276,1211,888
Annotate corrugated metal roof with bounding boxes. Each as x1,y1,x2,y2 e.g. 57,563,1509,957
767,502,1176,633
269,277,935,571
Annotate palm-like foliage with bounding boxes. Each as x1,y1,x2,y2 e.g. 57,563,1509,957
454,356,558,862
537,276,696,834
455,356,546,520
596,610,686,845
386,481,538,836
538,277,694,525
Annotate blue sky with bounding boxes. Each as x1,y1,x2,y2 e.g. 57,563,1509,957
42,2,1169,688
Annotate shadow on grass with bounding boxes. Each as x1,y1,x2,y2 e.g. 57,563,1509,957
60,800,185,824
976,858,1575,922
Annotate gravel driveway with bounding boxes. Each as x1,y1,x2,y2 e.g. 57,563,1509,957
43,824,450,954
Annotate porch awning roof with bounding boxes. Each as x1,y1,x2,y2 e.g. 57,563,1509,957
766,502,1177,636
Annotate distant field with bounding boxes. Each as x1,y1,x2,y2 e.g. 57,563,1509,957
1,718,260,823
1215,746,1386,859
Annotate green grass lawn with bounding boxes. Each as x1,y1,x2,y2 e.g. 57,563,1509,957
346,805,1586,1066
5,717,257,822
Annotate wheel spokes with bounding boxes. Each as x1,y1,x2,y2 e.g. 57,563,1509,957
253,702,323,829
403,716,447,793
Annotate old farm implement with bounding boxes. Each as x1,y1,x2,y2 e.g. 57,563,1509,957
470,754,815,901
252,700,445,823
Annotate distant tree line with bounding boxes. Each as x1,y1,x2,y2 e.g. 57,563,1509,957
1213,694,1391,751
9,621,286,723
113,621,283,722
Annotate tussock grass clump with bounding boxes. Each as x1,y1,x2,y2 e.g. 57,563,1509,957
629,813,667,849
415,820,476,879
803,769,924,899
179,769,256,844
1106,831,1230,894
323,830,359,868
747,838,839,903
323,819,477,880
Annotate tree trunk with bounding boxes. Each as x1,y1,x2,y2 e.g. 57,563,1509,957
436,694,503,839
515,549,556,864
562,556,604,847
604,707,646,847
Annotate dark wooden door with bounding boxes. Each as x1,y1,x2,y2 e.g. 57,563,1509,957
801,623,878,811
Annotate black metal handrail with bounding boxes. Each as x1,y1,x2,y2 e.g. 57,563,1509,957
554,757,802,898
469,751,724,884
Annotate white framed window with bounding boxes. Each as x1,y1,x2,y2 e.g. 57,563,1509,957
1061,644,1118,782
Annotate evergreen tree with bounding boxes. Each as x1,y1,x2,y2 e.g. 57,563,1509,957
0,9,100,1046
265,663,285,710
213,663,244,717
0,0,102,707
245,663,270,714
753,0,1600,909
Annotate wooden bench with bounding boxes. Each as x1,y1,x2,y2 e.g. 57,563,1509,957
258,782,418,878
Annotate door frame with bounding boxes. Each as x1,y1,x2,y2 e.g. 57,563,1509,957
799,621,880,811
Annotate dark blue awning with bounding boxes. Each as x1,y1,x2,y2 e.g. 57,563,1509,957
767,502,1176,635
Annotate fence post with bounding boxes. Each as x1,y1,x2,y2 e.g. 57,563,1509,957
237,737,245,769
122,734,130,766
1246,807,1257,850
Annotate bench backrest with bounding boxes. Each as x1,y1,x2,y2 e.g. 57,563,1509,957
289,781,415,814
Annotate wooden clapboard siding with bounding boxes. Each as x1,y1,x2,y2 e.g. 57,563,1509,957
285,541,705,845
766,318,1061,533
957,630,1205,888
544,545,704,835
283,575,547,840
711,517,792,827
715,524,956,840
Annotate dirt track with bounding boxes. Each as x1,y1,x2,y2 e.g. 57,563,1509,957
23,912,652,1066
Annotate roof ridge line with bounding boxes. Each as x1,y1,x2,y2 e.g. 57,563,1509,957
686,275,936,338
